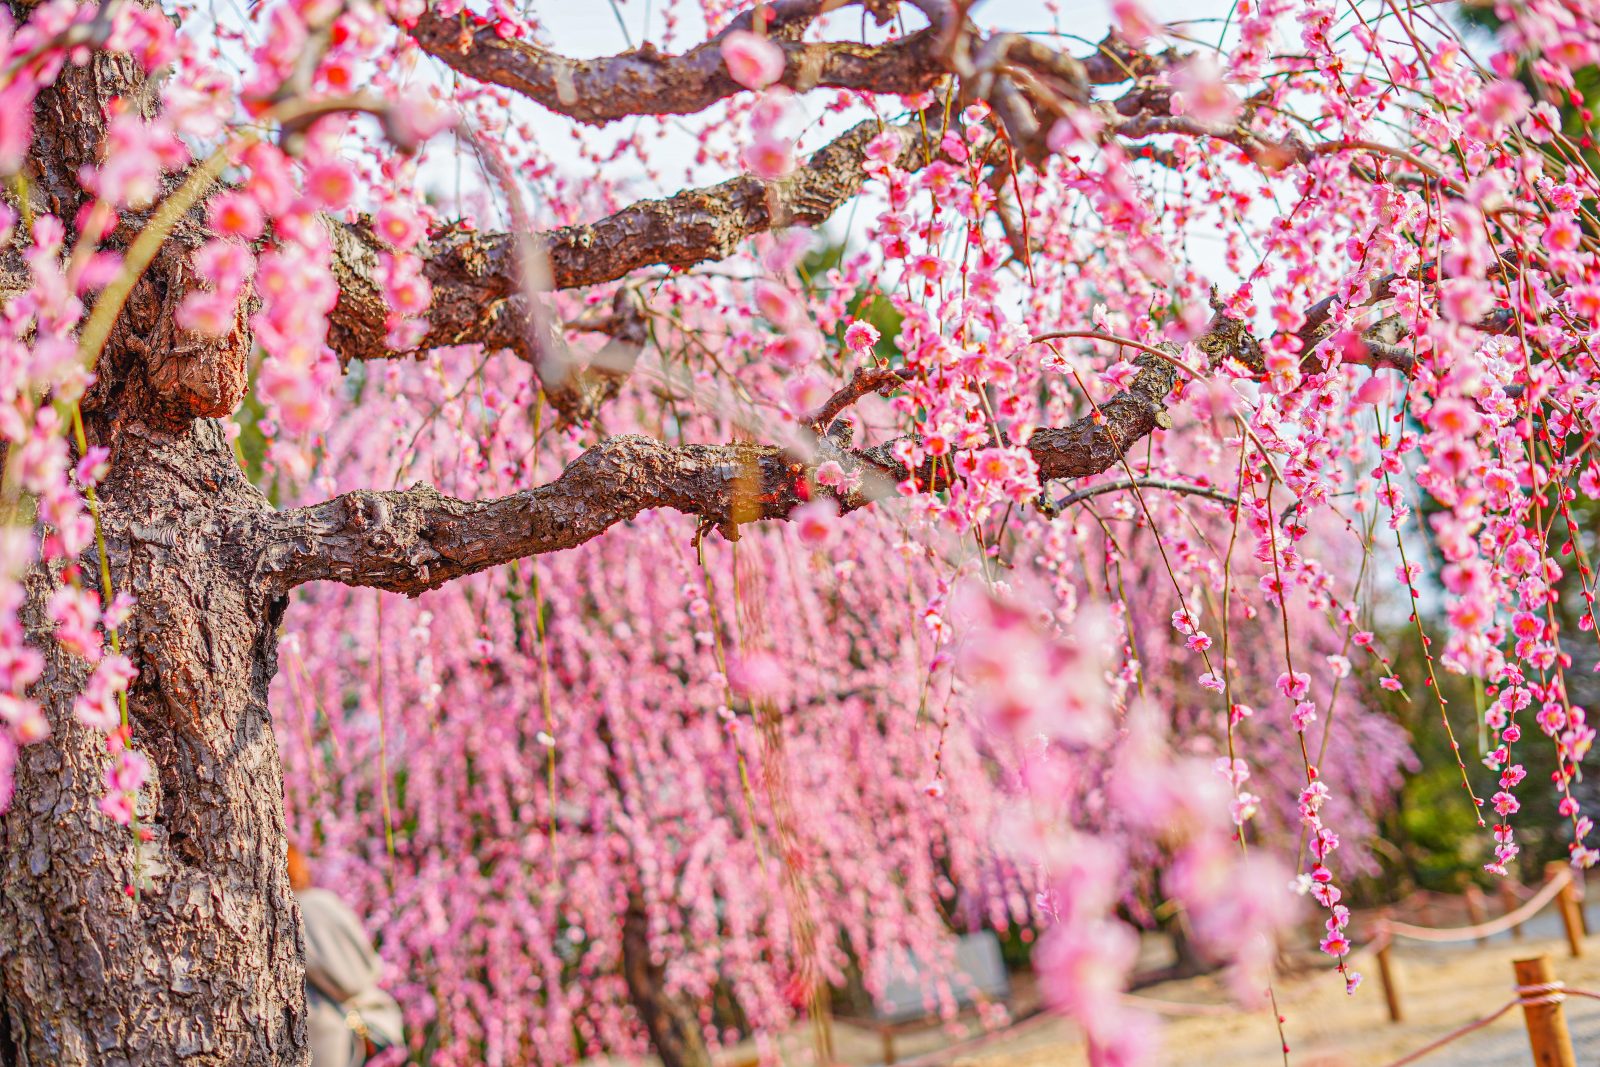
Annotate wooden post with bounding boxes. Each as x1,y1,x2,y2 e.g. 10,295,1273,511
1575,871,1590,937
1503,879,1526,940
1465,884,1489,947
1548,865,1584,959
1376,941,1402,1023
1563,888,1584,959
1514,955,1576,1067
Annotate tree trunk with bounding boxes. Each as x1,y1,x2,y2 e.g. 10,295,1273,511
0,43,307,1066
0,414,307,1066
599,712,712,1067
619,894,713,1067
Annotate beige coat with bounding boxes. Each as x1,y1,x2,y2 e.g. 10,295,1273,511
298,888,404,1067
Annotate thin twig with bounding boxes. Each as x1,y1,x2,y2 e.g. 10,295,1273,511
1050,477,1238,512
807,366,909,431
1030,330,1204,378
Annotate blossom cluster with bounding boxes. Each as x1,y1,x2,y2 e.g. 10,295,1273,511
0,1,180,818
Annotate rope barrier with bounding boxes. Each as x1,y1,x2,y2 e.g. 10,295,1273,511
1372,978,1593,1066
1514,980,1567,1006
1559,987,1600,1001
1380,870,1572,944
1122,871,1584,1037
902,875,1586,1067
1375,1000,1520,1067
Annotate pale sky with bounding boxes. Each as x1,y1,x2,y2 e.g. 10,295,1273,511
514,0,1244,285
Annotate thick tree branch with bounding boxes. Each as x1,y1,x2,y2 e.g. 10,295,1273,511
408,5,945,127
323,21,1213,370
543,117,923,285
1017,351,1179,480
327,118,926,365
326,216,532,364
253,437,813,596
262,308,1321,597
405,1,1154,130
253,343,1183,596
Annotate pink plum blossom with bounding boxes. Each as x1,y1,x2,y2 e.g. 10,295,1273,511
721,30,784,90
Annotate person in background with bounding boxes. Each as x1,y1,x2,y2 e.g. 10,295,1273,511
287,845,405,1065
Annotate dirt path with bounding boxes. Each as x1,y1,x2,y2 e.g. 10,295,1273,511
687,912,1597,1067
945,923,1600,1067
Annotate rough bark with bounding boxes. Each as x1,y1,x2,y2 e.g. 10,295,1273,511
249,346,1186,598
408,3,944,127
327,119,928,368
0,48,304,1067
0,10,1023,1065
1,420,303,1067
252,437,813,596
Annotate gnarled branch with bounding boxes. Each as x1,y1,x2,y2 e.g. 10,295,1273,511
324,18,1225,370
253,343,1184,597
253,436,813,596
807,366,909,432
541,117,923,285
326,118,926,368
408,4,945,127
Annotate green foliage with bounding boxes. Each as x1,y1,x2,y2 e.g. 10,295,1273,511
800,243,904,365
232,379,272,497
1455,3,1600,176
1367,499,1598,896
